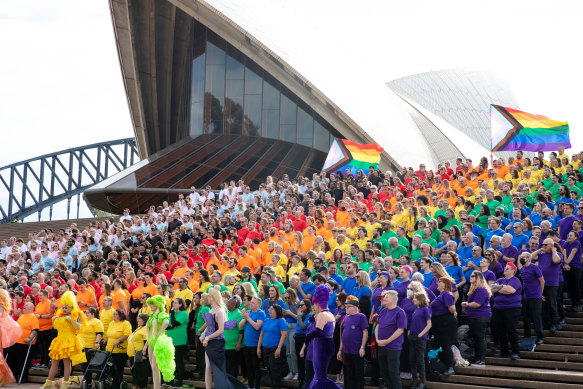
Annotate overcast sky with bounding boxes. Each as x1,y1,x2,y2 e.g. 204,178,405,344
1,0,582,169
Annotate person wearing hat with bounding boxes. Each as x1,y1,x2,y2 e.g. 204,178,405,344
337,297,368,389
238,266,258,291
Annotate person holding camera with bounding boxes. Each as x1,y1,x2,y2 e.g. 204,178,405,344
517,252,545,344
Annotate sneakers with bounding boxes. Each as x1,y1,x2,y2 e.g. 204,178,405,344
400,372,412,379
536,338,545,345
293,373,299,380
443,367,455,376
470,361,486,367
555,324,563,331
284,373,295,380
510,354,520,360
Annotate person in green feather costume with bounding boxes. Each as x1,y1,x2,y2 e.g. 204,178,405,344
143,295,175,389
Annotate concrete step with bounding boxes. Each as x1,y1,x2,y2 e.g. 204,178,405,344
442,373,583,389
426,381,499,389
518,323,583,332
485,356,583,372
517,329,583,338
454,364,583,384
516,351,583,362
534,343,583,353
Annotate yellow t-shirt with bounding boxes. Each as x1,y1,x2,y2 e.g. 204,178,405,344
174,288,194,312
287,263,304,277
79,317,104,349
106,320,132,353
127,326,147,357
100,308,114,335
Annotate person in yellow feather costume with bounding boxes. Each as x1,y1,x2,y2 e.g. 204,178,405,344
41,291,87,389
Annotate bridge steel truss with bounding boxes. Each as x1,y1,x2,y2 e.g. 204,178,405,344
0,138,139,223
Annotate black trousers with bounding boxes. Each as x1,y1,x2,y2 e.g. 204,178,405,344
523,298,544,339
542,286,559,327
111,353,128,387
174,344,188,383
305,358,314,386
377,348,401,389
38,329,54,366
467,317,490,362
243,346,261,389
263,347,287,389
431,313,457,368
130,356,150,388
225,348,241,378
408,334,426,382
343,353,364,389
294,333,306,381
6,343,30,382
494,307,520,356
195,335,206,377
566,267,582,307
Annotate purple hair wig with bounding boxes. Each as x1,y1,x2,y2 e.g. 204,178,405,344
312,284,331,309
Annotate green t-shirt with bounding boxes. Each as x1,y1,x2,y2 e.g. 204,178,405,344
410,248,421,260
542,178,553,190
358,262,372,272
389,245,408,259
421,238,437,248
431,229,442,243
270,281,286,295
550,185,561,201
398,236,410,248
445,218,461,230
224,309,244,350
373,238,390,254
434,209,447,220
484,200,503,215
167,310,189,346
381,230,398,241
206,284,229,294
195,306,211,333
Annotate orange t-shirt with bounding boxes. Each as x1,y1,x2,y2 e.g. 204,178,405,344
17,313,39,344
35,299,53,331
249,247,263,268
111,289,128,310
188,280,200,293
144,283,158,297
77,289,96,312
336,210,350,228
206,258,220,271
238,255,259,273
131,286,146,300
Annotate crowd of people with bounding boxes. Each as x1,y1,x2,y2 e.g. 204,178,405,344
0,145,582,389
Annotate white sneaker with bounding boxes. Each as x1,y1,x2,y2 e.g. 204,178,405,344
293,373,299,380
284,373,294,380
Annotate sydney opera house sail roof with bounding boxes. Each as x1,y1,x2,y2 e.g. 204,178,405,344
88,0,521,213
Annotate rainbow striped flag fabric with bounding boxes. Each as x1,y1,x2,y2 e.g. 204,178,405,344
322,138,383,175
491,104,570,152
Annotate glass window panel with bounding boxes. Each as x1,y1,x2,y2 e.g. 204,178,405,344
189,53,205,136
206,42,225,65
244,94,261,136
314,119,330,152
205,63,225,134
226,55,244,80
297,106,313,147
280,94,296,125
281,124,297,143
262,109,279,139
225,79,244,134
262,81,279,110
245,67,262,95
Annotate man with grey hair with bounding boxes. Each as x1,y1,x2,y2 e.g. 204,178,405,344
496,233,519,264
376,290,406,389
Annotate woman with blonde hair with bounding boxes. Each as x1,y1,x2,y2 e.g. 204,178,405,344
42,291,87,389
354,271,372,317
430,262,458,300
200,287,246,389
462,271,492,366
241,282,257,299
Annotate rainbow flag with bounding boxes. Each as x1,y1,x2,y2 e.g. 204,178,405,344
491,104,570,152
322,138,383,175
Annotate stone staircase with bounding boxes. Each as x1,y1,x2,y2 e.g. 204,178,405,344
27,305,583,388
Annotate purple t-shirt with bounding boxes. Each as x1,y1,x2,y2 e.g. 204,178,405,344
424,287,436,302
493,277,522,309
537,251,562,287
519,263,543,298
481,269,496,283
401,297,415,328
466,287,491,318
559,216,575,241
372,286,393,314
341,313,369,354
562,240,582,269
429,277,456,297
377,306,407,351
430,291,455,316
409,306,431,340
396,280,411,306
498,245,519,262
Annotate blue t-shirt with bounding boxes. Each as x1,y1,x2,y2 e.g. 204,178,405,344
284,301,299,324
261,317,288,348
298,281,316,299
295,313,312,335
422,271,434,288
462,257,482,281
244,309,266,347
355,286,371,300
329,274,344,285
445,264,464,285
342,276,357,295
261,299,286,315
511,234,529,250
